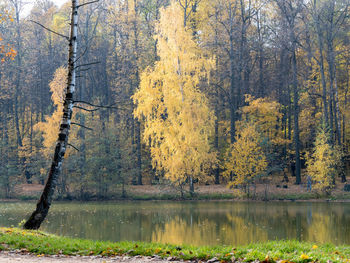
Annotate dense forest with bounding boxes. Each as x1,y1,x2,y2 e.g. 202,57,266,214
0,0,349,199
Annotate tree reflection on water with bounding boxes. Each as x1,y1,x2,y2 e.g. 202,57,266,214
0,201,349,246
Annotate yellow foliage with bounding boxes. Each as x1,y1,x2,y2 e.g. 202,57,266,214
34,67,67,158
238,95,289,146
306,128,343,194
133,1,217,185
224,122,267,187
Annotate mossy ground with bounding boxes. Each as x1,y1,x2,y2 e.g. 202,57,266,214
0,227,349,262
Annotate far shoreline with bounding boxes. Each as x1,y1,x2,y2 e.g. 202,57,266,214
3,181,350,203
2,196,350,203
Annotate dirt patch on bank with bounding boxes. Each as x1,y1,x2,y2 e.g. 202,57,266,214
8,174,350,201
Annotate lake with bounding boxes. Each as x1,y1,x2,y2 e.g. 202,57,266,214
0,201,349,246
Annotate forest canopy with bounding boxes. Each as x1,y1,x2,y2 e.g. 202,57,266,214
0,0,349,199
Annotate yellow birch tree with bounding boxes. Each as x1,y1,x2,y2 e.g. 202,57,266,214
133,1,217,195
224,122,267,193
34,67,67,158
306,128,343,194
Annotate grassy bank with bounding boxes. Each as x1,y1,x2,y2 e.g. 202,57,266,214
0,228,349,262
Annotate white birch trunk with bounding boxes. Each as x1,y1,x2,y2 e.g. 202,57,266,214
24,0,79,230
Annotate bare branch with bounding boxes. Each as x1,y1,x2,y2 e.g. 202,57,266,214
74,100,120,110
73,102,132,112
68,143,80,152
73,105,100,112
77,0,99,8
71,122,93,130
30,20,69,40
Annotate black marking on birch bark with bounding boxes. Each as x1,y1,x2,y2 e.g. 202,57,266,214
58,133,67,141
53,145,60,160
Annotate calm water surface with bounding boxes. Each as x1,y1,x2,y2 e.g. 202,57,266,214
0,201,349,246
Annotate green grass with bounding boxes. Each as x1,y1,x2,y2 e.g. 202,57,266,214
0,228,349,262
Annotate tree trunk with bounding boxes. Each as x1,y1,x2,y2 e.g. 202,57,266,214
135,120,142,185
315,14,329,128
329,93,334,142
275,0,302,185
24,0,79,230
189,176,194,197
13,0,23,149
291,46,301,185
256,9,264,97
213,10,220,185
214,112,220,184
229,36,236,144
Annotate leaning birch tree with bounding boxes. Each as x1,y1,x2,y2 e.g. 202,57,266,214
24,0,79,230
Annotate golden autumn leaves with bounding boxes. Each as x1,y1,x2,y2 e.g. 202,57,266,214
35,67,67,159
224,95,288,189
31,0,347,194
224,122,267,189
133,2,216,186
306,128,343,194
133,2,284,189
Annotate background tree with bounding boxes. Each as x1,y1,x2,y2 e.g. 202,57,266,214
0,0,349,200
133,1,217,196
306,127,343,194
224,121,267,196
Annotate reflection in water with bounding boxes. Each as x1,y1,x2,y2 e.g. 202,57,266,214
0,201,349,246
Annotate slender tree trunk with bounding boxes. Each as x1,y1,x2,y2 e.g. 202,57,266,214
313,0,329,128
135,120,142,185
213,9,220,185
334,76,341,145
341,76,347,183
24,0,79,230
291,44,301,185
229,36,236,144
275,0,302,185
343,73,349,145
133,0,142,185
214,109,220,184
316,29,328,128
329,93,334,141
287,85,292,141
11,0,30,184
2,106,10,198
189,175,194,197
256,9,264,97
12,0,23,149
